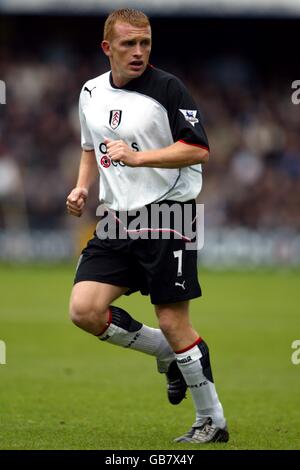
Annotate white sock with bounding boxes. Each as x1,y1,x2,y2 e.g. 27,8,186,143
176,338,226,428
97,306,174,372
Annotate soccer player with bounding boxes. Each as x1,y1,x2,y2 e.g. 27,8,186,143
66,8,228,443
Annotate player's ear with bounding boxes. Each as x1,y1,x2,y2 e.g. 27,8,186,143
101,40,111,57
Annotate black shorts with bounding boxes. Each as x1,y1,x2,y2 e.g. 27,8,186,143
74,200,201,305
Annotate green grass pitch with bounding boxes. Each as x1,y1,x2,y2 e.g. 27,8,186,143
0,264,299,450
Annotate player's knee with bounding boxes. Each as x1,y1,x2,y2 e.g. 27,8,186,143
157,305,190,338
69,298,89,327
158,314,180,337
69,297,106,330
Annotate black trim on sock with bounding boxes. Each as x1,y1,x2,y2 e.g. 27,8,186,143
198,340,214,383
110,306,143,332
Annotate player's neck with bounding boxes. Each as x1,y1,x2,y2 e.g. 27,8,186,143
110,68,133,88
111,75,131,88
110,66,148,88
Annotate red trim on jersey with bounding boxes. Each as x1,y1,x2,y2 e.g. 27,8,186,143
178,139,209,151
175,337,202,354
96,307,112,336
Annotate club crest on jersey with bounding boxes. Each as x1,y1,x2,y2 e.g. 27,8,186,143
109,110,122,130
179,109,199,127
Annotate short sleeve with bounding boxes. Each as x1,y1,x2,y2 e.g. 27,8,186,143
79,90,94,151
167,78,209,150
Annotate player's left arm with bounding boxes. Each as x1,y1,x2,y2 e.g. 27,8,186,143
105,139,208,168
135,140,209,168
105,76,210,169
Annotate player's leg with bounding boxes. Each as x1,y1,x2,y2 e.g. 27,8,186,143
71,232,184,404
155,301,228,443
96,300,185,405
69,280,175,378
138,197,228,441
70,281,127,335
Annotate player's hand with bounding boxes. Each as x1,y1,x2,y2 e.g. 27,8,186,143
66,187,88,217
104,138,140,167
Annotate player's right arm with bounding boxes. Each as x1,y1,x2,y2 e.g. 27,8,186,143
66,149,98,217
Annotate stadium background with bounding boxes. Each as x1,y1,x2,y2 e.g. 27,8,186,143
0,0,299,450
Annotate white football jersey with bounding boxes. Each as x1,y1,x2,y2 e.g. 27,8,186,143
79,66,209,211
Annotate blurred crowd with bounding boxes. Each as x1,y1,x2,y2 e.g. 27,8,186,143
0,44,299,231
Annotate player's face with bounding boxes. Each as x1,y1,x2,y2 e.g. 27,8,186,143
102,21,152,87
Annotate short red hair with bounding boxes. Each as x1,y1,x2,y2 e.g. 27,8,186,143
103,8,150,41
